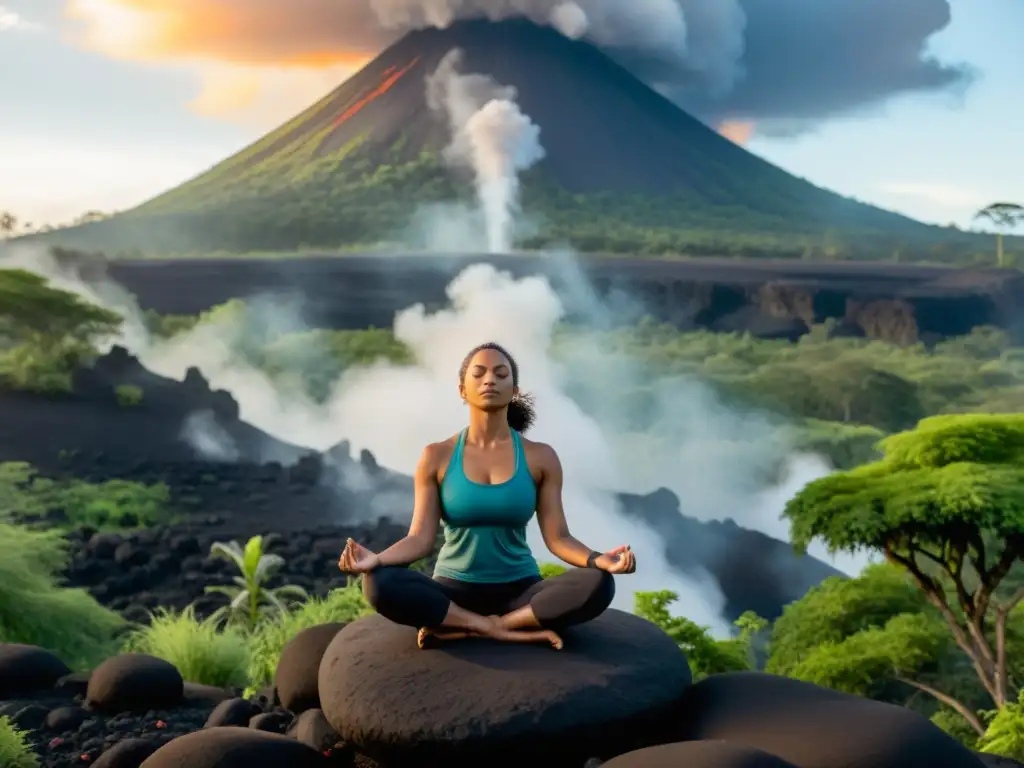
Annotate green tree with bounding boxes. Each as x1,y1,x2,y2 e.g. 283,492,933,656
784,414,1024,732
0,269,122,392
974,203,1024,267
0,269,121,341
0,212,16,238
767,563,930,678
635,590,767,679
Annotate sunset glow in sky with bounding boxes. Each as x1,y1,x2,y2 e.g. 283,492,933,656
0,0,1020,230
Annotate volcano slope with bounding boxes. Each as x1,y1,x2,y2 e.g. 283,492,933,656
23,19,990,260
0,346,840,623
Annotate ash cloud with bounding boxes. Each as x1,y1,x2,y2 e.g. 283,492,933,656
69,0,972,135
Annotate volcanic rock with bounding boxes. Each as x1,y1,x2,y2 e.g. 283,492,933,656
318,610,691,765
93,738,161,768
604,741,800,768
86,654,184,714
204,698,261,729
0,644,71,697
674,671,986,768
275,623,348,714
139,726,326,768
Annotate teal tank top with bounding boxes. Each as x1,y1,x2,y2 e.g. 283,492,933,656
433,428,541,583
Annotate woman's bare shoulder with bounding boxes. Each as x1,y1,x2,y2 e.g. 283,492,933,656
521,436,559,465
421,435,460,476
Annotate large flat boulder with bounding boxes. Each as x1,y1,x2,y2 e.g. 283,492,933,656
604,741,800,768
318,609,692,765
674,672,986,768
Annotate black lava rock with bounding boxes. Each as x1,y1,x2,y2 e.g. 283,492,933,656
275,623,347,715
673,672,987,768
318,609,692,765
86,654,184,714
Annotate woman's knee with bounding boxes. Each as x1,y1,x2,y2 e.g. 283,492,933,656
583,568,616,613
361,566,404,611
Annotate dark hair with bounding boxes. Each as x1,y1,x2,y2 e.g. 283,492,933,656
458,342,537,433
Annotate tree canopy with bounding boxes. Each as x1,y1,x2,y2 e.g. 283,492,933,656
785,413,1024,727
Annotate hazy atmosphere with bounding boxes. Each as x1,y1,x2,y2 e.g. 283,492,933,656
1,0,1020,228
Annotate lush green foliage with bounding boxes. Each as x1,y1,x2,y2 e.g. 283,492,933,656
0,716,38,768
0,268,122,393
121,606,250,688
0,522,122,669
979,690,1024,759
539,562,568,579
115,384,143,407
205,536,309,631
17,145,1017,263
246,583,372,693
634,591,767,679
785,413,1024,733
0,462,171,530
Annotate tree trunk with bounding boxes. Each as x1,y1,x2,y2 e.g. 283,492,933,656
896,675,986,736
997,233,1005,267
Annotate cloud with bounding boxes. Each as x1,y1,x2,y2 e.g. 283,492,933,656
878,181,987,210
0,5,38,31
60,0,972,134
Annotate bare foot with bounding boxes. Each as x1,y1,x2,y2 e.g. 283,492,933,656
417,626,473,649
483,616,563,649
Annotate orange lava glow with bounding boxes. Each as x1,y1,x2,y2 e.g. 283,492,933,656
332,58,421,128
718,120,755,145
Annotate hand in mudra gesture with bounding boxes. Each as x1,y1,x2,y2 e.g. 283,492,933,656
338,538,380,574
596,545,636,574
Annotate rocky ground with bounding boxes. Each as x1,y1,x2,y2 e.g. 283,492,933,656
61,519,405,623
3,629,1018,768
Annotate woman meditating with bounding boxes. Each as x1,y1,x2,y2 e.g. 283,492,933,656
338,342,637,649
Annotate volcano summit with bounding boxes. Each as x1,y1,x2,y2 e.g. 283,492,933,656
34,19,975,258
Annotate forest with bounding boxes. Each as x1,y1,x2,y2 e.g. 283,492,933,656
6,147,1018,264
2,267,1024,761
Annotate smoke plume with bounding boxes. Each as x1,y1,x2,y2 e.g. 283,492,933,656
426,49,546,253
64,0,970,136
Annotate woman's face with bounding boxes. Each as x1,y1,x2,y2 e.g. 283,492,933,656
460,348,518,412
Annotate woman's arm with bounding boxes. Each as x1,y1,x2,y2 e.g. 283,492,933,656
373,445,443,568
534,444,631,570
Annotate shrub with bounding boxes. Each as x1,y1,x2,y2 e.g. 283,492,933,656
539,562,567,579
635,590,767,680
0,716,39,768
205,536,308,631
979,691,1024,760
0,522,122,670
0,463,171,530
114,384,143,406
931,708,980,751
246,583,372,692
121,606,250,689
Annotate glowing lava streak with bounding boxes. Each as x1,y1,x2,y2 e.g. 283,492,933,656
332,58,420,128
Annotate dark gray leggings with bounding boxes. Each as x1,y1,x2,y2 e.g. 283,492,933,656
363,566,615,631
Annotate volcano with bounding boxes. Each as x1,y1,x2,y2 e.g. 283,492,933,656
35,18,967,257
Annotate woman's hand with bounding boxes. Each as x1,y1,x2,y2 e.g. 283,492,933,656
338,538,380,574
596,545,636,574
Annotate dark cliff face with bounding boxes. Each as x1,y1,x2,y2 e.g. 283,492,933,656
103,255,1024,345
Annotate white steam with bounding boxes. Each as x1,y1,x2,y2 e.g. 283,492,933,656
368,0,746,95
426,49,545,253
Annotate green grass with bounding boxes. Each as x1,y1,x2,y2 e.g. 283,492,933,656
246,583,372,693
0,716,39,768
0,522,123,670
0,462,173,531
121,607,250,688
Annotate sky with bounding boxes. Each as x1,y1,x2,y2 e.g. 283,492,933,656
0,0,1020,231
